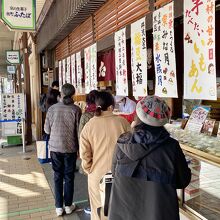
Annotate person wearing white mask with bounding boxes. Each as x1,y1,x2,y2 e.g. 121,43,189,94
115,96,136,114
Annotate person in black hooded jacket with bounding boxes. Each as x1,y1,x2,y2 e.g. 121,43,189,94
109,96,191,220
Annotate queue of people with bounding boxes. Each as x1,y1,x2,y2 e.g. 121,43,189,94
43,81,191,219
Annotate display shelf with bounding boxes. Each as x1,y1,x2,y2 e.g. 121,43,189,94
180,144,220,167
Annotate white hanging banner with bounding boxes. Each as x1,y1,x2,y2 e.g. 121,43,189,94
153,2,178,98
66,56,71,83
71,54,76,89
84,43,97,94
90,43,97,91
62,59,66,84
115,28,128,96
84,46,91,94
184,0,216,100
58,61,62,91
131,17,148,97
76,52,83,94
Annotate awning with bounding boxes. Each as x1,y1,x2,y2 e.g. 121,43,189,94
36,0,107,53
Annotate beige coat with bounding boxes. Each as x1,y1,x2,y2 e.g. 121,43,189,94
80,111,131,220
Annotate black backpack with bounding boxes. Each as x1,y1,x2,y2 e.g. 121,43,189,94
39,93,47,112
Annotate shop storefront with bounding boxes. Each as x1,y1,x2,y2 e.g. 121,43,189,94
52,0,151,101
36,0,220,219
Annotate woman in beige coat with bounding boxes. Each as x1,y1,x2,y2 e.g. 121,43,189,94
80,91,130,220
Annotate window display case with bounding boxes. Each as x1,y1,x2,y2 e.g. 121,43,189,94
166,124,220,220
165,124,220,161
182,153,220,220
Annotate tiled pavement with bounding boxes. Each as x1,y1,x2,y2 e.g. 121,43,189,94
0,145,60,220
0,144,89,220
41,160,89,220
0,143,193,220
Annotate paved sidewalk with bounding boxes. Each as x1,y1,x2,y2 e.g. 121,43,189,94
42,159,89,220
0,143,190,220
0,145,61,220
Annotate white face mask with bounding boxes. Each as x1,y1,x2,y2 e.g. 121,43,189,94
118,102,124,107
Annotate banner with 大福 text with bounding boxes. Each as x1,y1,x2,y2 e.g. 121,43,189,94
115,28,128,96
153,1,178,98
131,17,148,97
184,0,216,100
76,52,83,94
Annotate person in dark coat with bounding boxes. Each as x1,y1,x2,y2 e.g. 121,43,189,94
109,96,191,220
46,89,61,111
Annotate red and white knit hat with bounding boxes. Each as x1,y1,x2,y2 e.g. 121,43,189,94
136,96,171,127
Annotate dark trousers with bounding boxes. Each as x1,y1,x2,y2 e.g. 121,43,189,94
50,151,77,208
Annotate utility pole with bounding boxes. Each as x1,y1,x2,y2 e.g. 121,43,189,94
22,32,32,144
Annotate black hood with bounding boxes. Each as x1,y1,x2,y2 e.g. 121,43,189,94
117,123,170,161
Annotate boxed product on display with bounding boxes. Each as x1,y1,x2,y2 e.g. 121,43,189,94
217,123,220,138
185,156,201,200
201,119,216,136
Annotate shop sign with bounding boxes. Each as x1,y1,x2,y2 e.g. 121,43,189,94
76,52,83,94
84,43,97,94
153,2,178,98
184,0,216,100
0,0,36,31
115,28,128,96
66,56,71,84
131,17,148,97
6,51,20,64
7,65,16,74
71,54,76,89
1,93,25,135
62,59,66,84
58,61,62,91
